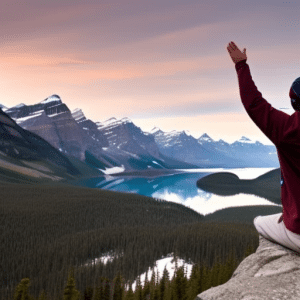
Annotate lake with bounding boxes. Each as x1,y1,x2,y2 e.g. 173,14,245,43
72,167,282,216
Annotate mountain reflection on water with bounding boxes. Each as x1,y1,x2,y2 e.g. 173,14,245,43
73,167,282,216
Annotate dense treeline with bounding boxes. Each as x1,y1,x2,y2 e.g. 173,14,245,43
0,182,259,299
9,243,255,300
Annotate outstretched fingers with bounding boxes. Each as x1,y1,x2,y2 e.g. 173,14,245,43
227,41,237,52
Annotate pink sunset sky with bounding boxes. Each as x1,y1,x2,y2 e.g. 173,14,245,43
1,0,300,145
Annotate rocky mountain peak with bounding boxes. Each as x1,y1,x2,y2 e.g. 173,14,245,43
237,136,254,144
71,108,86,124
105,117,117,122
120,117,132,123
39,94,62,104
0,104,8,111
11,103,26,109
0,108,81,176
150,127,164,135
168,130,187,137
72,108,82,113
97,117,132,129
198,133,214,143
196,235,300,299
218,139,229,145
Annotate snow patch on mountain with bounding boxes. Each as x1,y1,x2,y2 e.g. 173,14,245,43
0,104,8,111
71,108,87,123
39,94,62,104
237,136,256,144
48,111,68,117
152,161,163,167
102,165,125,175
98,117,132,129
123,254,193,292
198,133,215,143
82,251,193,293
14,110,44,123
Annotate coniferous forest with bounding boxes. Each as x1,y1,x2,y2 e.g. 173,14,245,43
0,181,259,300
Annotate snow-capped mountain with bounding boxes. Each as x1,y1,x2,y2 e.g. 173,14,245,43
150,127,162,135
5,95,89,160
92,116,199,170
236,136,255,144
0,107,91,183
152,129,210,161
230,136,265,148
2,96,198,173
151,128,241,168
151,128,279,168
198,133,215,143
95,116,159,156
1,94,280,172
39,94,61,105
71,108,108,147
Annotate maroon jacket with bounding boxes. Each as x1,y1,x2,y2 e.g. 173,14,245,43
235,59,300,235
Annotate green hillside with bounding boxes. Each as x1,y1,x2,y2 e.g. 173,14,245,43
0,181,258,299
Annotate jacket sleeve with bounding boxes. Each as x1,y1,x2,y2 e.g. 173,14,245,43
235,59,291,146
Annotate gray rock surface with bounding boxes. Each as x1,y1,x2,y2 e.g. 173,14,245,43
196,235,300,300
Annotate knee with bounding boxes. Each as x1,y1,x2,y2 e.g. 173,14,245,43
254,215,261,224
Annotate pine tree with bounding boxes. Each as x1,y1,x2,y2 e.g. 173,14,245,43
103,277,111,300
158,266,169,300
150,267,157,300
168,269,175,300
173,266,187,300
63,269,81,300
197,263,204,293
200,263,212,292
135,275,143,300
83,286,93,300
217,255,230,286
93,277,104,300
156,269,160,288
220,250,239,285
173,253,178,275
13,278,33,300
152,287,159,300
113,271,124,300
187,264,201,300
143,269,150,300
168,275,176,300
38,289,48,300
210,254,222,287
214,253,228,287
124,280,134,300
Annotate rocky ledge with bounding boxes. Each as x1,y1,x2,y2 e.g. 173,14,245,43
196,235,300,300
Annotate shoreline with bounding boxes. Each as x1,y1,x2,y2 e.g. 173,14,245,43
109,168,186,178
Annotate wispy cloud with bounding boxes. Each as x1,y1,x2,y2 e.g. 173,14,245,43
0,0,299,145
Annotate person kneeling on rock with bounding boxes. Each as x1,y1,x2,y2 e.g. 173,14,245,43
227,41,300,253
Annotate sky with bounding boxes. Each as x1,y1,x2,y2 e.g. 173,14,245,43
1,0,300,145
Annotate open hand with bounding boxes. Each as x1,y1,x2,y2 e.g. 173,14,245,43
227,41,247,64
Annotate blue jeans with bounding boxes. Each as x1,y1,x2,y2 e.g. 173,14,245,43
254,213,300,253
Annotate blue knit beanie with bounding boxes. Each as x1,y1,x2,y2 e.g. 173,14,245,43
289,77,300,111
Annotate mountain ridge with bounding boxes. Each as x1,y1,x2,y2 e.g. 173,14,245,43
2,94,279,174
